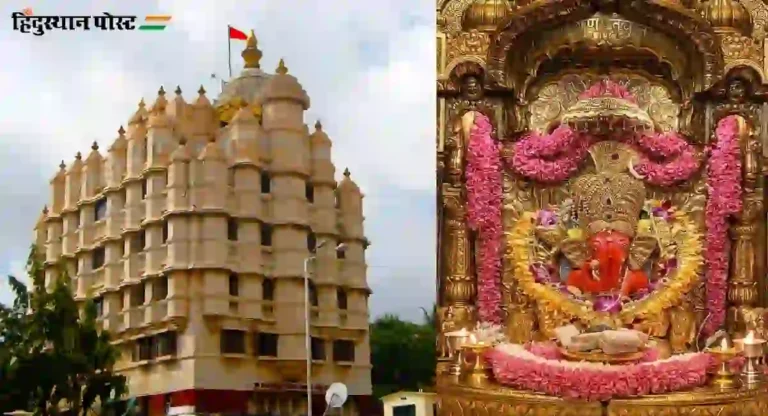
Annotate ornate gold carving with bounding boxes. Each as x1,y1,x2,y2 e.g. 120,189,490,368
488,1,724,93
571,171,646,238
437,380,768,415
743,307,767,339
445,30,490,74
741,0,768,40
697,0,753,36
441,185,476,332
528,72,680,133
437,32,447,77
535,300,570,340
461,0,511,32
437,383,604,416
719,33,765,80
669,300,697,353
504,293,536,343
510,14,691,98
439,0,479,34
726,116,763,333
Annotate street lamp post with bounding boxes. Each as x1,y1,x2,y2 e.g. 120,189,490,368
303,239,346,416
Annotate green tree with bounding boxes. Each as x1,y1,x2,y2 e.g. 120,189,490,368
0,246,127,416
369,309,436,398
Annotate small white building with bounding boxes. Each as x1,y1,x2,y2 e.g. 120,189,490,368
380,391,436,416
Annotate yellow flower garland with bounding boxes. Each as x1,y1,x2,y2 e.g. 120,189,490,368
506,211,703,326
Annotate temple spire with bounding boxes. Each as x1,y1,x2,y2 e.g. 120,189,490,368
241,29,263,69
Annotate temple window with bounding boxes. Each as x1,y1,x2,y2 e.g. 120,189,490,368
220,329,246,354
153,277,168,300
306,182,314,203
229,273,240,297
141,179,147,199
94,198,107,221
156,331,177,357
260,171,271,194
332,340,355,362
227,217,238,241
91,246,105,270
132,331,177,361
307,231,317,252
262,278,274,301
74,211,81,229
337,288,348,310
131,283,145,307
309,280,319,307
131,230,146,252
254,332,278,357
311,337,325,360
336,246,346,259
93,296,104,317
134,336,154,361
261,224,273,247
162,221,169,243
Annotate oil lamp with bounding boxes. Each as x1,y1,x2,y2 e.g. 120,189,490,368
460,335,491,386
707,337,739,389
445,329,471,376
734,331,766,387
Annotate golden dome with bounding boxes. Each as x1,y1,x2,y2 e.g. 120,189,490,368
461,0,511,32
698,0,753,36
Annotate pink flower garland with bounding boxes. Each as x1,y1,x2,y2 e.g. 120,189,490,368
580,79,638,103
486,344,710,401
508,126,592,183
465,113,503,324
702,116,743,335
505,127,701,187
627,132,701,187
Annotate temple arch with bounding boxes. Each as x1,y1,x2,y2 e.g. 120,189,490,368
485,0,724,97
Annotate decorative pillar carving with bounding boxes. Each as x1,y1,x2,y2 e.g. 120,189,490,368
440,185,476,333
706,67,768,330
728,119,763,333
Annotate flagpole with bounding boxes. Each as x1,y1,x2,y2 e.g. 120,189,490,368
227,25,233,78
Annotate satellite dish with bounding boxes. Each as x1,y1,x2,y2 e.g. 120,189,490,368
325,383,348,408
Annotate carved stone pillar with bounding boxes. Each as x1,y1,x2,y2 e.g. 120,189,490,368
441,185,476,332
705,69,768,329
728,127,763,333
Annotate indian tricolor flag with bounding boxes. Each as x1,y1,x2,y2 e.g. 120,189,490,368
139,15,172,31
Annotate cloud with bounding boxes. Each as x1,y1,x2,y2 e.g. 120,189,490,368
0,0,435,320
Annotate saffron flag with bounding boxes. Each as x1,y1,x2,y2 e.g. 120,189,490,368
229,26,247,40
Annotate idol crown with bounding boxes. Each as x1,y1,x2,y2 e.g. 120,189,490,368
571,172,646,237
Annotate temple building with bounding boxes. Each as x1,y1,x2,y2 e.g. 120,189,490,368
32,31,373,416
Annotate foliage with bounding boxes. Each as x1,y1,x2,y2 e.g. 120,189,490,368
0,245,127,416
370,306,436,398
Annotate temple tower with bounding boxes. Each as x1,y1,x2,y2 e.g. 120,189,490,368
35,30,373,416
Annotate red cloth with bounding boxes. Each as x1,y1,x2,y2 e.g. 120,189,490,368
228,26,248,40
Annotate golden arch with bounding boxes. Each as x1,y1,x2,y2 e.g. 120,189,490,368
486,0,724,96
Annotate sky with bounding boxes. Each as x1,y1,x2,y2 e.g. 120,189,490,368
0,0,436,322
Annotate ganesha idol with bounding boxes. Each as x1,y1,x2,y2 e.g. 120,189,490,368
533,160,661,306
498,80,706,338
536,168,656,301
